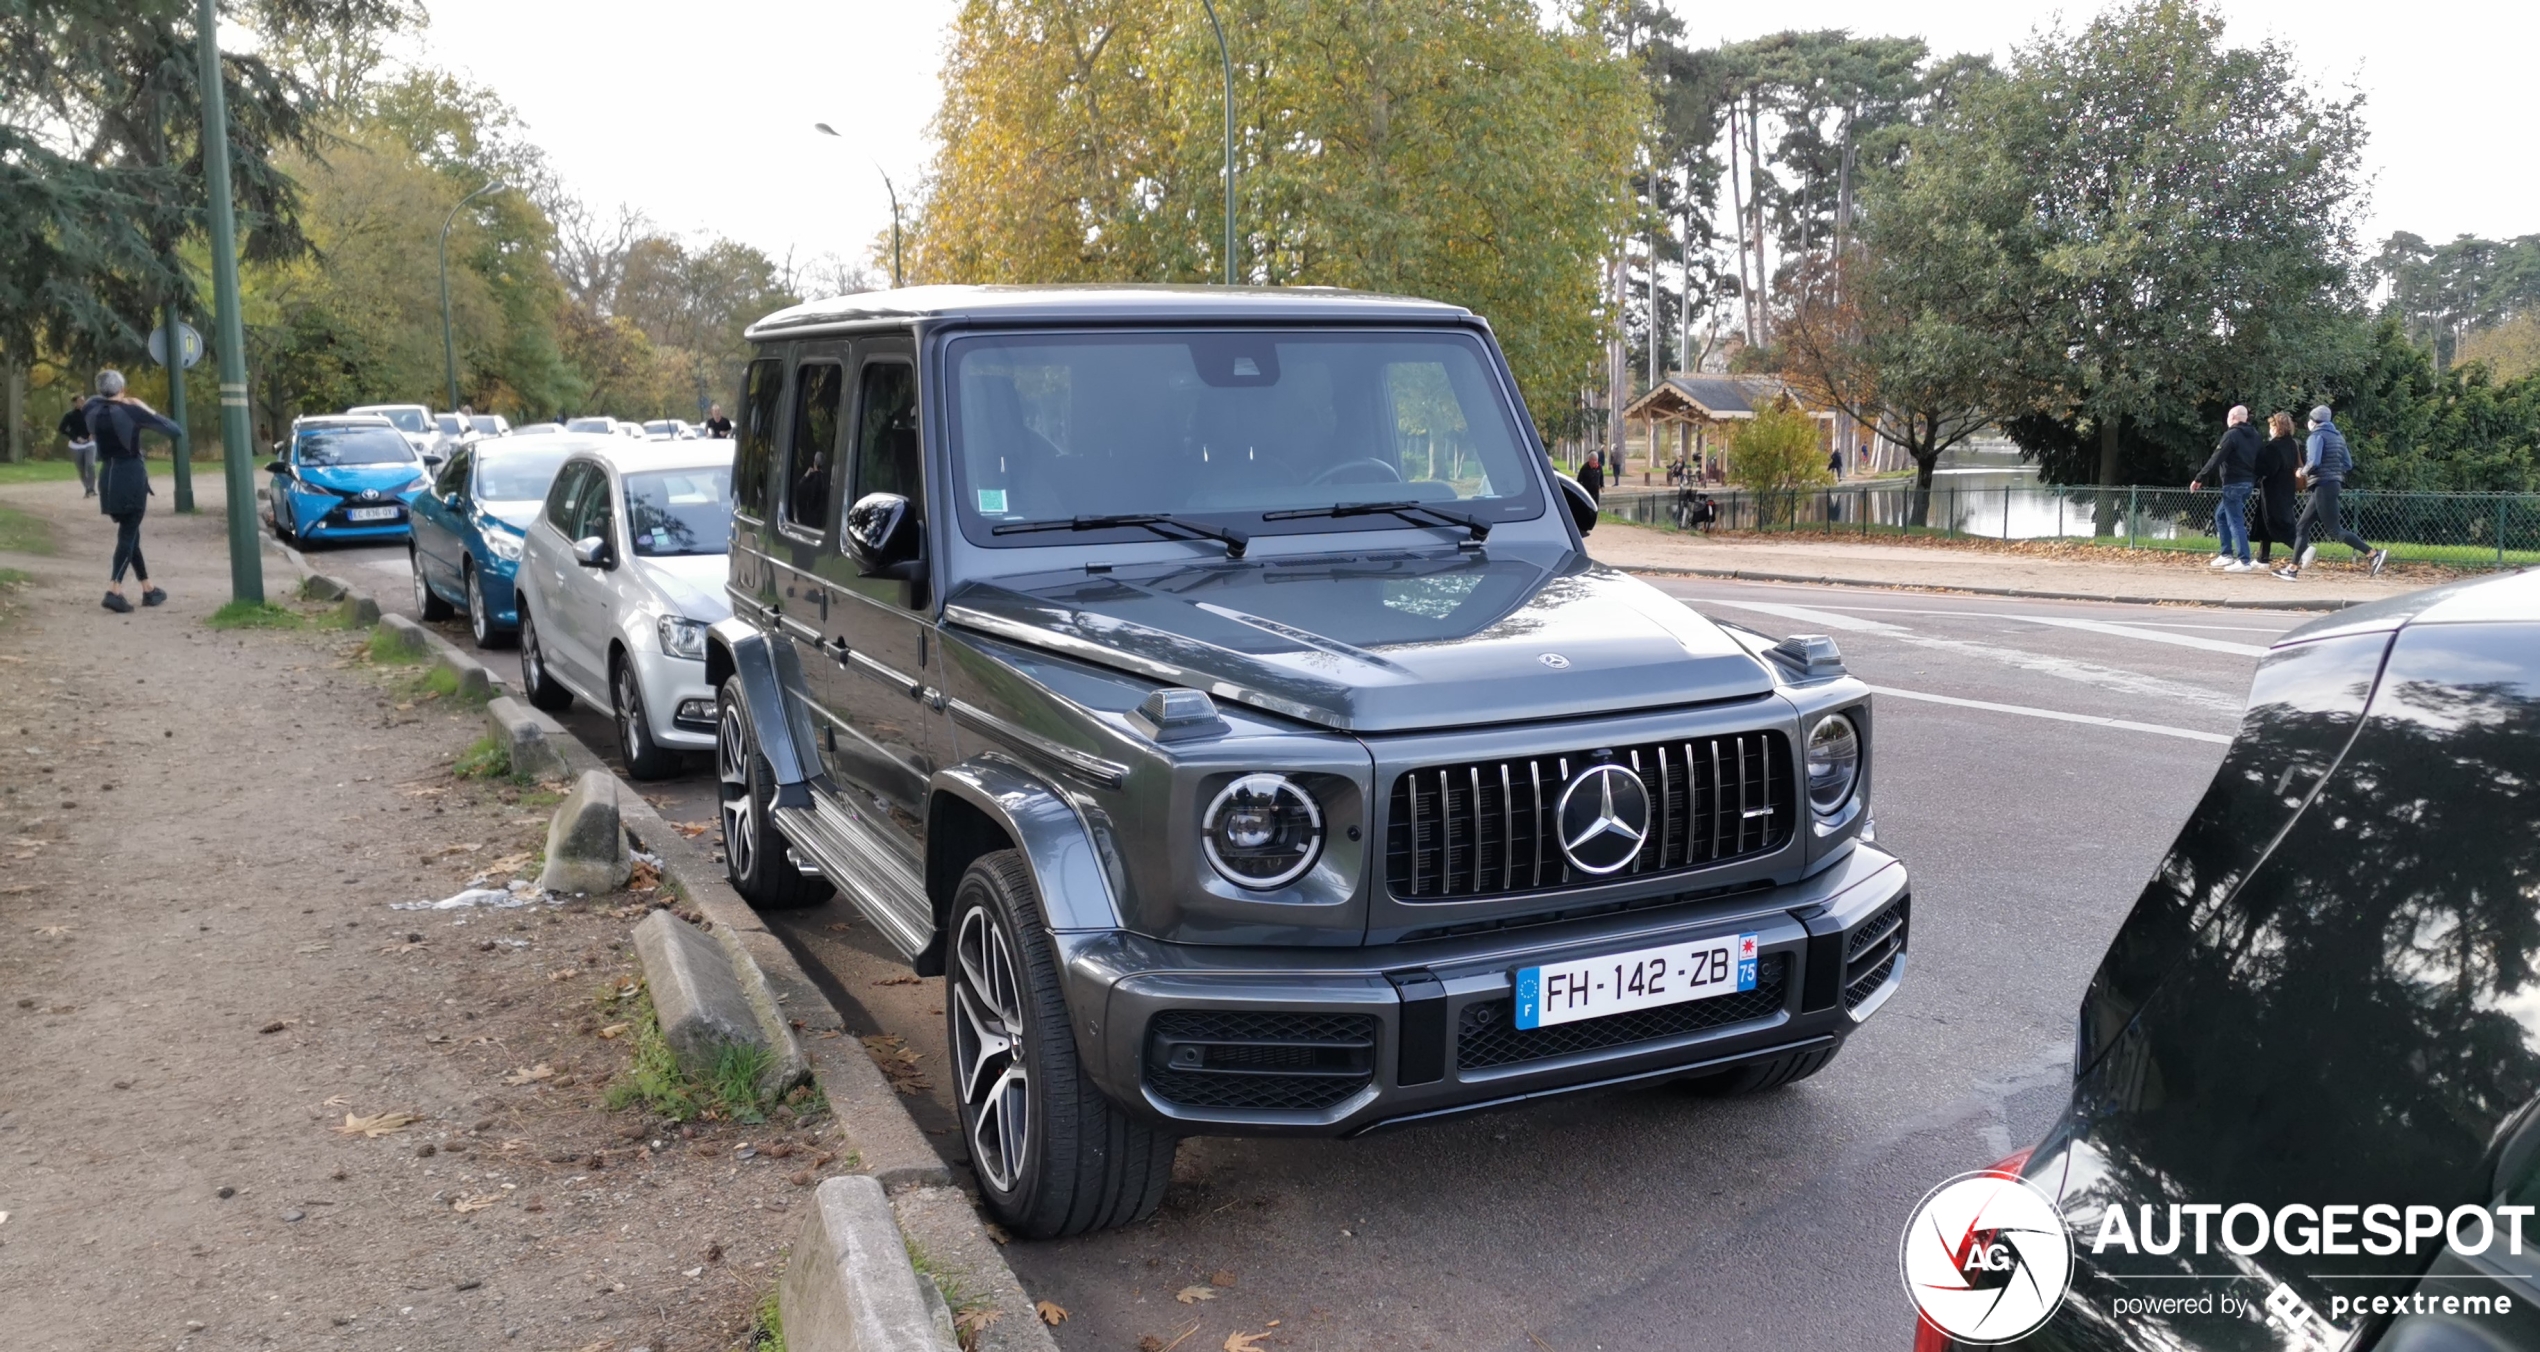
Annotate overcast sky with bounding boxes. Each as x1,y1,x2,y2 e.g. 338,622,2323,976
400,0,2535,282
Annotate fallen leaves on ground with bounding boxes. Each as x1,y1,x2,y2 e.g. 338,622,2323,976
1174,1286,1219,1304
954,1305,1002,1350
860,1034,931,1095
259,1020,294,1035
596,1023,630,1040
32,924,71,937
378,939,427,955
1211,1269,1237,1287
334,1110,422,1138
670,820,712,838
502,1063,555,1086
1224,1331,1273,1352
982,1221,1011,1244
871,975,922,987
1035,1300,1067,1325
627,859,660,892
451,1193,501,1213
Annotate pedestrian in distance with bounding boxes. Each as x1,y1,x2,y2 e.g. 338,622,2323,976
2251,411,2303,566
1577,451,1604,505
2275,405,2389,581
83,369,182,613
2190,404,2264,571
57,398,99,498
702,403,733,439
1827,447,1844,480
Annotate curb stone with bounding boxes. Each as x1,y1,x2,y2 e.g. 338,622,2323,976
375,613,431,658
1619,561,2363,612
780,1176,960,1352
891,1185,1062,1352
632,910,781,1078
483,695,570,781
540,768,633,894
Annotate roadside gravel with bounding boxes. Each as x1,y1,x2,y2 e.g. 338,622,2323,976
0,478,844,1352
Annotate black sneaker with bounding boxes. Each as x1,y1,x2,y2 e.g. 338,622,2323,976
102,591,133,613
141,587,167,607
2368,549,2389,576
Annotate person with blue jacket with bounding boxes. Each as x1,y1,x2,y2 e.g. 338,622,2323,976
2274,405,2388,582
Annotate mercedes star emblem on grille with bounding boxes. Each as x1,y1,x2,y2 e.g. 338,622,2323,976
1555,762,1650,874
1538,652,1571,668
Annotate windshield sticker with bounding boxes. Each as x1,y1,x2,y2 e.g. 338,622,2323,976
978,488,1009,515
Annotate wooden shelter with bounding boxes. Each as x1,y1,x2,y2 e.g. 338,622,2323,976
1622,374,1840,479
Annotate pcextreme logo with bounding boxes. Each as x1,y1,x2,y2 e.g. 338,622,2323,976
1900,1170,2074,1344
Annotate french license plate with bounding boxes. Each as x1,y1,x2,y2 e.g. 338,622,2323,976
1515,932,1759,1030
345,506,400,522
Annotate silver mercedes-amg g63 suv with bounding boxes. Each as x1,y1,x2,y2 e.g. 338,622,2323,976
706,285,1907,1238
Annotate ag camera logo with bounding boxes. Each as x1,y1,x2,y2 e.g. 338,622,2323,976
1900,1170,2073,1344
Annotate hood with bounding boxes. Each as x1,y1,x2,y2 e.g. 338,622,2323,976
477,499,541,533
295,461,426,496
944,550,1773,732
632,550,733,624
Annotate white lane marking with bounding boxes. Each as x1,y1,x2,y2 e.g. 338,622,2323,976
2016,616,2272,658
1695,596,2247,713
1868,685,2234,745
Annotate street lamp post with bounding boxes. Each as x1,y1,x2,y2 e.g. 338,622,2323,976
812,124,904,289
440,180,502,412
1199,0,1235,285
195,0,261,604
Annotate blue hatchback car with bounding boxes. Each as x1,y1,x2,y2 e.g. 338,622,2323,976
408,434,597,647
266,416,433,546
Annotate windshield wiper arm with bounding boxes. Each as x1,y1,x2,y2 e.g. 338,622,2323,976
991,512,1249,558
1260,500,1489,542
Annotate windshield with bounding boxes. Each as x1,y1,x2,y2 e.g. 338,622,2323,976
360,408,428,433
473,444,575,501
947,329,1543,546
296,427,418,467
436,414,464,434
624,466,733,557
567,418,614,434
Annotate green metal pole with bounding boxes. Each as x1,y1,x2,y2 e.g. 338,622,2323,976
440,180,500,410
1200,0,1235,284
2127,486,2139,550
164,302,194,513
198,0,262,604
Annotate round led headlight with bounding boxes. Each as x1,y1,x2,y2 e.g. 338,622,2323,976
1202,774,1324,890
1806,712,1861,815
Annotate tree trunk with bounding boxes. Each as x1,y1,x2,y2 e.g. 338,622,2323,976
1910,446,1938,529
2093,414,2123,536
3,354,23,464
1726,104,1753,350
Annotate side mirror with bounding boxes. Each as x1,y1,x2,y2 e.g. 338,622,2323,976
422,453,444,469
1556,474,1599,536
265,459,289,476
844,492,923,578
571,535,613,569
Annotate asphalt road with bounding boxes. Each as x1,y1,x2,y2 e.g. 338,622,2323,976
322,532,2301,1352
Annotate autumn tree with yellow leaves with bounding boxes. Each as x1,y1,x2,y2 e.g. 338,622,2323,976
910,0,1648,433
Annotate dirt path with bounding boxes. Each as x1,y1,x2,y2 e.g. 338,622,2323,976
0,477,836,1352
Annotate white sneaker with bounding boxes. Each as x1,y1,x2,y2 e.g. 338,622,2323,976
2298,544,2317,569
2224,561,2256,572
2208,555,2234,569
2272,565,2300,582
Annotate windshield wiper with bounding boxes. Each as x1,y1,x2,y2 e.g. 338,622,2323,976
991,512,1249,558
1260,500,1489,543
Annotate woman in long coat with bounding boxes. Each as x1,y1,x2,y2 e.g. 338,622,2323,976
2251,411,2304,568
84,370,182,613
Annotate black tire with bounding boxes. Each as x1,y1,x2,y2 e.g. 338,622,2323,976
410,546,455,621
613,654,680,781
950,850,1175,1238
715,675,832,909
1684,1041,1842,1097
464,562,513,649
271,492,294,544
516,603,575,712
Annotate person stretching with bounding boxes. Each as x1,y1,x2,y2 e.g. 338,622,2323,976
83,369,182,613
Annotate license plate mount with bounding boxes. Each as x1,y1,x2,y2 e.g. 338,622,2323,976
345,506,400,522
1514,932,1760,1030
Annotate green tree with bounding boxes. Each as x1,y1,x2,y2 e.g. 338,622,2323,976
910,0,1646,434
1866,0,2366,526
2371,233,2540,369
1724,398,1832,512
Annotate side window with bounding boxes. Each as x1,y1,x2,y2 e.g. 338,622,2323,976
543,463,591,532
435,447,471,498
732,356,783,520
782,362,843,536
574,469,618,543
852,361,921,517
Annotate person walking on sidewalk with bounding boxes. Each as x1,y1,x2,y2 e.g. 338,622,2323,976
83,369,183,613
2275,405,2388,581
56,401,99,497
2251,411,2303,566
1577,451,1604,505
2191,404,2264,571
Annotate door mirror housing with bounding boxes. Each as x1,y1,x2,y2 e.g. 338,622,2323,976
1556,474,1599,536
571,535,613,569
844,492,923,578
265,459,289,477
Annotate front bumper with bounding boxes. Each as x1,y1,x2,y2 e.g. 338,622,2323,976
623,642,717,750
293,494,413,541
470,553,522,628
1054,841,1908,1135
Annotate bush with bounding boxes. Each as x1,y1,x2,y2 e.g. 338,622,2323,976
1727,399,1836,496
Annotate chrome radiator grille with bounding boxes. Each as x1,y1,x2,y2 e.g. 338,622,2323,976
1383,731,1794,900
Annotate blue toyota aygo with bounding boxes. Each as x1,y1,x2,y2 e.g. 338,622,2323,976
408,433,598,647
266,415,433,546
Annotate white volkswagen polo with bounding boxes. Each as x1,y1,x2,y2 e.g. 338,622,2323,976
513,438,736,778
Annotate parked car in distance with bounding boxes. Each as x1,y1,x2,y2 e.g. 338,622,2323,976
266,415,431,545
706,286,1903,1239
347,403,443,460
409,433,606,647
469,413,513,438
513,439,735,778
641,419,699,440
1970,569,2540,1352
510,422,563,437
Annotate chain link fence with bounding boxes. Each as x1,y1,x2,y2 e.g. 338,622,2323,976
1605,482,2540,570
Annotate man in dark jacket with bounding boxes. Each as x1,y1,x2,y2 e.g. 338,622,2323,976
83,369,183,613
2190,405,2264,570
2275,405,2388,581
1577,451,1604,504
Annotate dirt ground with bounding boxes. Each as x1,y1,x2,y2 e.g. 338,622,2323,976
0,476,843,1352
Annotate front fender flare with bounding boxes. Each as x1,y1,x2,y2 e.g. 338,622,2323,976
707,618,817,810
930,758,1124,935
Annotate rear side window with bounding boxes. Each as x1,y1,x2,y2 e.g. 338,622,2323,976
545,462,601,533
434,447,471,497
782,362,844,536
853,361,921,516
732,357,783,520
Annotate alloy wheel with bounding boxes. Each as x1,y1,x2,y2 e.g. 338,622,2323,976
521,614,544,687
953,904,1030,1194
411,551,430,614
716,701,757,881
616,664,644,765
467,567,489,643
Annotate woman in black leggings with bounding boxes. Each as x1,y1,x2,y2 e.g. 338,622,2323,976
83,369,182,613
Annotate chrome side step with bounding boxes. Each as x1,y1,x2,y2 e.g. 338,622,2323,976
771,794,933,959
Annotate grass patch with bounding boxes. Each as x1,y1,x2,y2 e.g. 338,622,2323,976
0,461,80,484
601,988,785,1124
746,1287,786,1352
0,503,55,555
0,567,28,586
366,628,428,664
452,733,512,779
907,1241,999,1345
206,600,305,630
